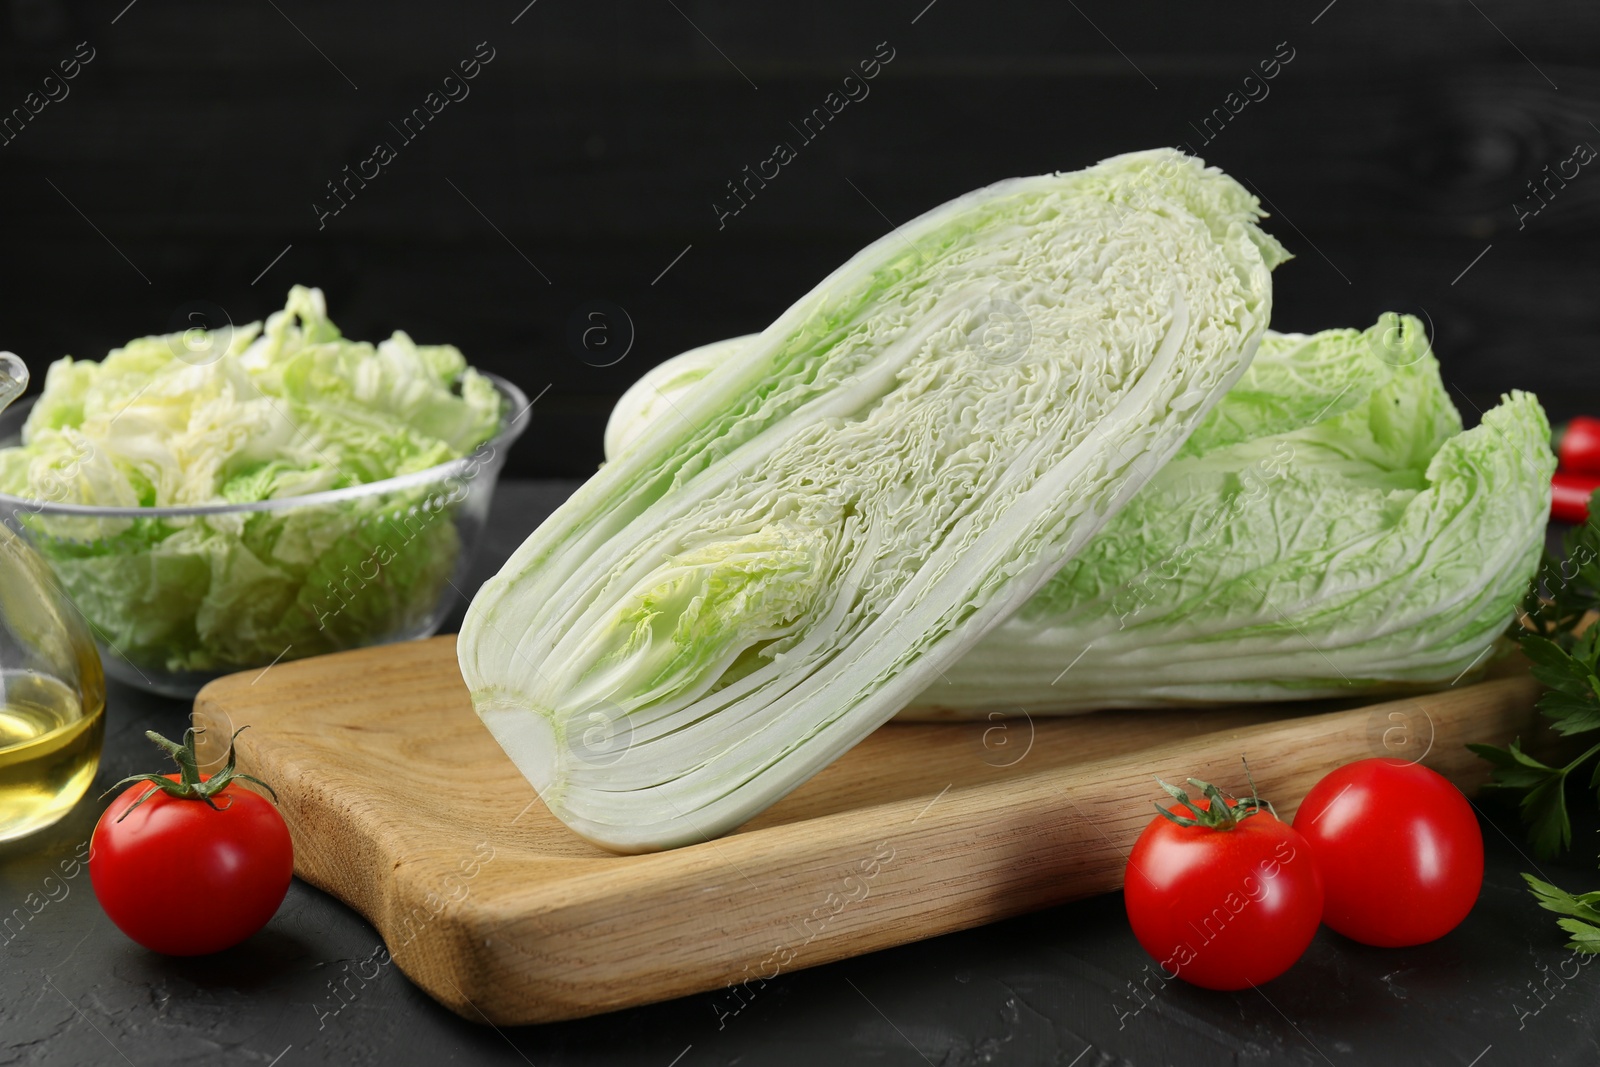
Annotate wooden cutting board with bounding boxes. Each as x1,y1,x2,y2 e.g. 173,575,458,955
193,635,1542,1026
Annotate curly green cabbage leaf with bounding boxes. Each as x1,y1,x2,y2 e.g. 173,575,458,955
610,315,1554,716
0,287,503,676
460,149,1288,850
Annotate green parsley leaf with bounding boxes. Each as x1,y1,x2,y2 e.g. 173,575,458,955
1487,490,1600,947
1471,738,1600,858
1525,874,1600,952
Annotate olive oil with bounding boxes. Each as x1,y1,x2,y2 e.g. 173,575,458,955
0,671,104,842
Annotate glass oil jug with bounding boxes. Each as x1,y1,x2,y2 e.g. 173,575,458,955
0,352,106,841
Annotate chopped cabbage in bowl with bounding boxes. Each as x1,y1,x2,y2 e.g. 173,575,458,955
0,287,524,696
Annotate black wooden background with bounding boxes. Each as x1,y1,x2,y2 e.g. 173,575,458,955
0,0,1595,477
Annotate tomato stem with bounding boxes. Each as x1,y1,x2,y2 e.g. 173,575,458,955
101,726,279,823
1153,757,1276,830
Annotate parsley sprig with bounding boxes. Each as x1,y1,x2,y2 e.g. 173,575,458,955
1525,874,1600,953
1469,626,1600,858
1468,497,1600,948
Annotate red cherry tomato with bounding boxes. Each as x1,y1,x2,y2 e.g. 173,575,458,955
1556,416,1600,475
1551,470,1600,524
92,771,293,956
1292,758,1482,947
1124,785,1324,990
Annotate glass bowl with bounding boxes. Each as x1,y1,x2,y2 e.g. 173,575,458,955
0,375,529,699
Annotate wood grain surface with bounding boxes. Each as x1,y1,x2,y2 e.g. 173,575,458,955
193,635,1542,1025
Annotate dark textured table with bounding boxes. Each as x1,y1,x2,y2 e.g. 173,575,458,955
2,482,1594,1067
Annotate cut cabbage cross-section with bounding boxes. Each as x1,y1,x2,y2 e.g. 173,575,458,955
458,149,1289,851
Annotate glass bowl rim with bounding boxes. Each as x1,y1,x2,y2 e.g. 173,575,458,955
0,373,529,519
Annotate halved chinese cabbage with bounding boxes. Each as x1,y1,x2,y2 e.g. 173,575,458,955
610,315,1554,716
460,149,1286,850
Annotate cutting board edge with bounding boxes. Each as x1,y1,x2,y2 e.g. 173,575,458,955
217,671,1543,1025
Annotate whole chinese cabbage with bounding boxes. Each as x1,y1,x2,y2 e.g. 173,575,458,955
609,315,1554,715
0,287,503,676
460,149,1289,850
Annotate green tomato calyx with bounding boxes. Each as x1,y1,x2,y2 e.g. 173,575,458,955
103,726,279,822
1154,758,1276,830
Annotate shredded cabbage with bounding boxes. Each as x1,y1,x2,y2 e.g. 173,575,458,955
460,149,1288,850
0,287,503,676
